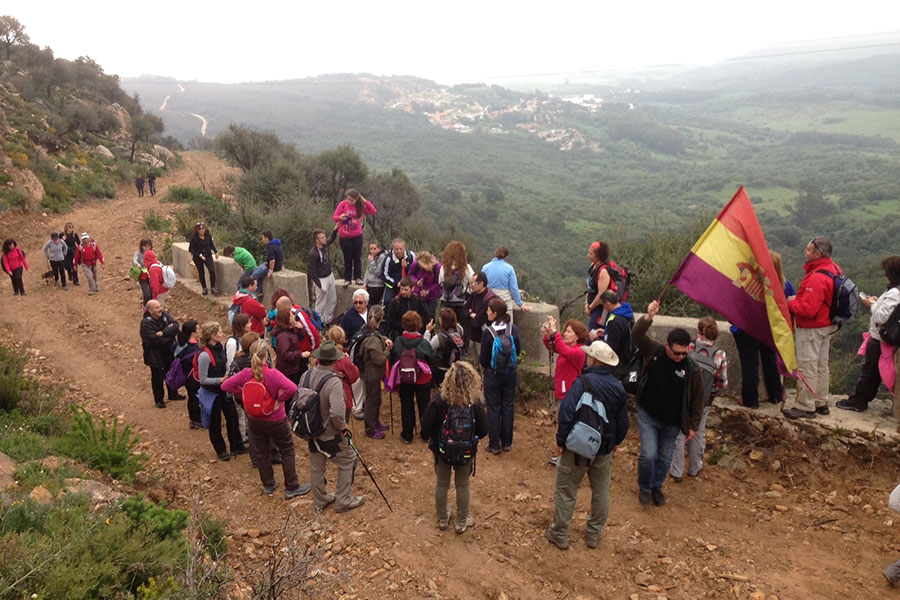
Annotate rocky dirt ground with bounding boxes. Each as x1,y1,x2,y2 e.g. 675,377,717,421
2,152,900,599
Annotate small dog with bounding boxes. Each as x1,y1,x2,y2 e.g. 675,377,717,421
41,269,56,285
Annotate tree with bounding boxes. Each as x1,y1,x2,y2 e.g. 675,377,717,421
0,16,29,60
214,124,285,173
129,112,164,162
363,168,420,241
311,145,368,207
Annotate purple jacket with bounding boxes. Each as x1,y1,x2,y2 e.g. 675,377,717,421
408,260,442,302
221,367,297,422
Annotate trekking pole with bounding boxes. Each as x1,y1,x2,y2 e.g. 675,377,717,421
547,345,555,411
389,390,394,435
344,432,393,512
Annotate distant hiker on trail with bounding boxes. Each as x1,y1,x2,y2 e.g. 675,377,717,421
221,339,312,500
2,238,28,297
140,299,180,409
596,290,635,371
363,241,387,306
223,245,257,288
232,275,269,336
422,361,488,534
409,251,442,322
132,239,152,307
631,300,704,507
60,222,80,287
308,226,339,324
146,171,157,197
480,298,521,455
358,305,392,439
383,277,428,340
482,246,530,324
669,316,727,482
784,236,842,420
333,188,377,286
135,174,145,197
195,321,248,462
837,256,900,413
43,232,69,290
732,250,794,408
438,241,475,339
585,241,621,331
424,307,466,388
188,221,219,296
251,230,284,299
545,341,629,551
389,310,434,445
173,320,203,429
382,238,415,306
305,340,366,515
74,232,104,295
464,271,497,361
144,249,170,308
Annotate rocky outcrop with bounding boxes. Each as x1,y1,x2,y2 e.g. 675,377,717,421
63,478,124,506
95,144,115,159
0,150,44,210
152,144,175,163
110,102,131,133
0,452,15,490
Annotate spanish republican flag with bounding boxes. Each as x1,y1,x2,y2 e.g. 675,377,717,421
669,186,797,373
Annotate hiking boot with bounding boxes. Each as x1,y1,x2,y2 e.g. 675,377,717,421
455,515,474,534
335,496,365,513
263,480,279,495
376,422,390,432
489,447,501,455
884,561,900,587
815,404,830,415
639,488,651,504
670,473,684,483
651,489,666,506
285,484,311,499
836,398,868,412
366,429,385,439
211,287,219,295
231,446,250,457
202,288,209,295
314,494,337,514
189,420,203,429
544,526,569,550
155,401,167,409
502,446,511,452
217,452,231,462
548,456,559,466
782,407,816,420
438,508,451,530
586,535,599,549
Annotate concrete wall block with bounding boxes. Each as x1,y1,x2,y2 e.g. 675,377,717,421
269,270,310,307
214,258,244,294
515,302,559,367
171,243,193,280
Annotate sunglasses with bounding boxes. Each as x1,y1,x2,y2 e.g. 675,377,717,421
353,300,366,305
809,238,822,255
196,222,206,227
669,347,689,357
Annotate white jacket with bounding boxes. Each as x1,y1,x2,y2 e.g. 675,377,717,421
869,286,900,342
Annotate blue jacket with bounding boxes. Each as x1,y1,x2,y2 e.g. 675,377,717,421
481,258,523,307
556,365,629,454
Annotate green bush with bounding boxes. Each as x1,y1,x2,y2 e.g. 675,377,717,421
56,405,148,482
82,172,116,199
0,342,35,412
121,495,190,541
0,188,29,209
143,210,171,232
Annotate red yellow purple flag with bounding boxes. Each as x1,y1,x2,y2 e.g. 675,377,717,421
669,186,797,373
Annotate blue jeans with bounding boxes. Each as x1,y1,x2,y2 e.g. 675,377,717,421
636,405,680,491
251,264,269,294
484,368,517,450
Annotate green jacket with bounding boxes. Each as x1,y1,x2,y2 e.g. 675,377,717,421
232,247,256,271
630,315,705,435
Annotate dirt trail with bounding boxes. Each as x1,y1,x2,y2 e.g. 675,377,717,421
1,152,899,599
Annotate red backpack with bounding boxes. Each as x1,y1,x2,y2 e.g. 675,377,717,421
192,347,215,381
398,346,421,385
242,370,277,418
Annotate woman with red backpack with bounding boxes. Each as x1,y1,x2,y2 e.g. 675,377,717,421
389,310,434,444
221,339,311,499
74,232,104,295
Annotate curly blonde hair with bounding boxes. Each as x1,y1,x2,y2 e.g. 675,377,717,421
440,361,482,407
197,321,222,348
250,338,272,381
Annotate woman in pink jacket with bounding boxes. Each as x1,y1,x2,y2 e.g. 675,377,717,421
333,188,377,286
2,239,29,296
221,339,311,498
541,316,589,465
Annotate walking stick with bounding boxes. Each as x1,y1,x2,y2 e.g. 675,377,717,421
345,433,393,512
547,345,555,411
389,390,394,435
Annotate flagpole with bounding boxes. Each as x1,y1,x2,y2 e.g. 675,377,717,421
655,282,672,304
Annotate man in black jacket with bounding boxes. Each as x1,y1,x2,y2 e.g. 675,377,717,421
308,226,339,323
596,290,635,372
382,277,428,339
463,271,497,359
140,299,180,408
546,340,629,551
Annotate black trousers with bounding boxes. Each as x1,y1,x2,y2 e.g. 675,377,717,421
193,254,216,289
50,260,66,285
208,393,243,455
399,383,431,443
368,286,385,307
733,330,783,406
150,367,167,404
849,335,885,405
64,252,79,284
339,235,363,281
139,279,152,307
9,267,24,294
186,377,201,423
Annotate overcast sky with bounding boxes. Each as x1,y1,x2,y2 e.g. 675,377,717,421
7,1,900,84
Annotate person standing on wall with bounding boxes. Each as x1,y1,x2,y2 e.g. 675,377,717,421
333,189,377,286
189,222,219,296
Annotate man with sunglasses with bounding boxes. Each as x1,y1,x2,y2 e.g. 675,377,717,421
783,236,841,419
630,300,705,507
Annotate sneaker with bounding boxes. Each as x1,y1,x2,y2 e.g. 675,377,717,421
548,456,559,466
639,488,651,505
502,446,512,452
402,437,413,445
155,401,167,409
836,398,868,412
352,410,364,420
455,515,474,534
586,535,599,549
189,420,203,429
670,474,683,483
285,484,311,499
544,526,569,550
217,452,231,462
738,398,759,409
343,280,351,288
231,446,250,457
169,393,186,401
202,288,209,296
375,422,390,432
335,496,365,513
815,404,830,415
88,290,95,296
366,429,385,439
263,481,279,495
12,291,18,296
438,508,451,531
73,281,80,286
651,488,666,506
62,286,68,291
489,447,501,455
782,407,816,420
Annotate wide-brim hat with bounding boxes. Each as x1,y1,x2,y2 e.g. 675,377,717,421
312,340,343,361
581,340,619,367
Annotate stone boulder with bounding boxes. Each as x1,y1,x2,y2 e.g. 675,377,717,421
137,152,164,169
63,478,124,506
29,485,53,504
0,451,15,490
95,144,115,159
152,144,176,163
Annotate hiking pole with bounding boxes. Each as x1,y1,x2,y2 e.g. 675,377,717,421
344,432,393,512
389,390,394,435
547,345,555,411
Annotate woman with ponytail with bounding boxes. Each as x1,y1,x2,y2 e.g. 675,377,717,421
222,339,311,498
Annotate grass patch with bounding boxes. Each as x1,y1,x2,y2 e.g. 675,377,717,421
143,210,171,232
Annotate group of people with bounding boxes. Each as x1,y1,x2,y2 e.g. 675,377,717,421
134,171,157,198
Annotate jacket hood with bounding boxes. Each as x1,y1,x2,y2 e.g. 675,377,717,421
612,303,634,319
233,290,254,302
269,239,282,246
143,250,158,264
803,256,836,273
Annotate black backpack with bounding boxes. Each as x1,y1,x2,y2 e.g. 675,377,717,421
348,327,377,368
816,269,859,326
437,330,465,370
438,404,477,467
290,371,339,441
879,292,900,346
688,344,719,406
486,325,517,373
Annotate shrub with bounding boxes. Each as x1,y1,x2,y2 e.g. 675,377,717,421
0,342,35,412
121,495,190,541
143,210,171,232
81,172,116,199
0,188,29,209
56,405,148,482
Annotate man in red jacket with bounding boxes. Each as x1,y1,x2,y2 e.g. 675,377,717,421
784,236,841,419
233,274,269,335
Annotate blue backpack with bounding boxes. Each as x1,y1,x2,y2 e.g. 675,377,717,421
565,375,611,460
486,325,517,373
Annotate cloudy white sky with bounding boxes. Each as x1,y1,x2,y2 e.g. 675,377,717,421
7,1,900,84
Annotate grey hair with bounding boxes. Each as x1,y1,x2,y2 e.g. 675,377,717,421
392,238,406,248
811,235,832,258
353,288,370,302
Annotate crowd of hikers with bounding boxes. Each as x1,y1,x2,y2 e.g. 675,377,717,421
6,188,900,576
